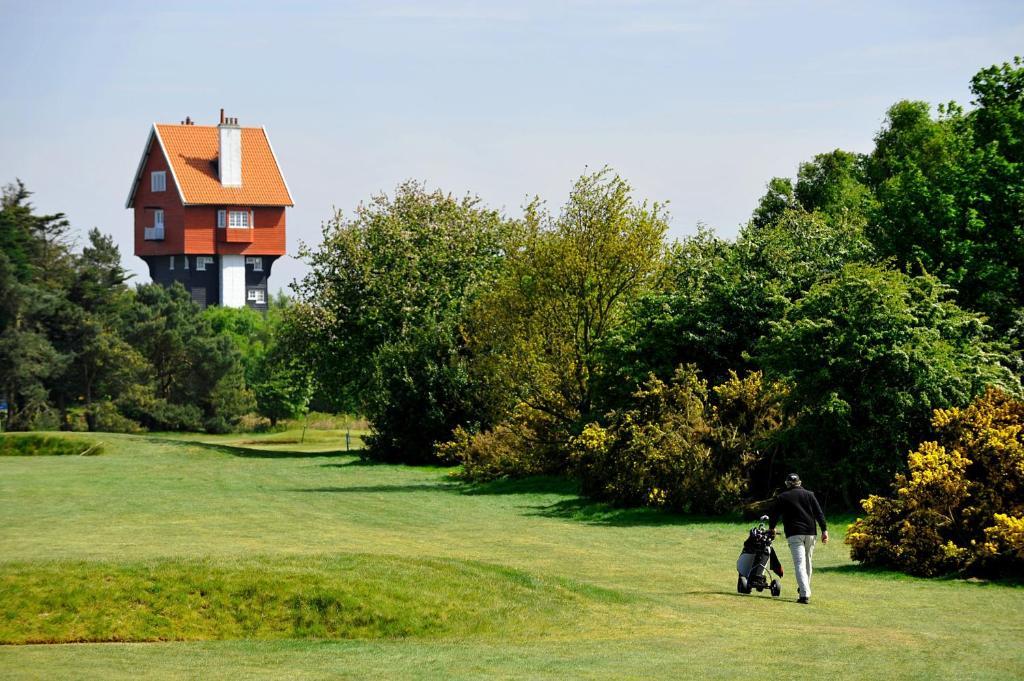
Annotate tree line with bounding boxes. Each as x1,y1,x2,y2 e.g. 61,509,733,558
0,182,311,433
289,58,1024,512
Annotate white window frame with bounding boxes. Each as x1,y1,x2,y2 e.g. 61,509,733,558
245,256,263,272
154,209,164,228
228,210,250,228
169,255,175,271
217,210,226,229
196,256,214,271
151,171,166,192
247,287,266,304
183,255,189,270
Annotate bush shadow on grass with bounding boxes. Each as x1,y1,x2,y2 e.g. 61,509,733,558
145,438,351,459
818,562,1024,587
457,475,579,496
527,497,731,527
288,483,458,494
320,457,389,468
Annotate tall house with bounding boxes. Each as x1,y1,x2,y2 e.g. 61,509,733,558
126,110,293,309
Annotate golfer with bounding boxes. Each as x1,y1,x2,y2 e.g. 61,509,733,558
768,473,828,604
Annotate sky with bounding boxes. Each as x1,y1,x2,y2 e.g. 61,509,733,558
1,0,1023,293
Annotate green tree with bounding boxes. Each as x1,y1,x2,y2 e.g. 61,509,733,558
759,263,1019,506
864,58,1024,333
292,181,513,462
751,177,797,229
251,345,313,427
600,209,873,400
119,284,252,432
469,168,668,458
794,149,874,219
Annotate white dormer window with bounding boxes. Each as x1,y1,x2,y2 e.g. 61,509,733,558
228,210,250,228
151,171,166,192
245,256,263,272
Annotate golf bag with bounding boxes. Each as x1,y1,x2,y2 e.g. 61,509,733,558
736,515,783,597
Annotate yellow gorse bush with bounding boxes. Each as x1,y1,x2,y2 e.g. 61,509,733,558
846,387,1024,577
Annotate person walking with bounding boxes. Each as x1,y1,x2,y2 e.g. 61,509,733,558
768,473,828,604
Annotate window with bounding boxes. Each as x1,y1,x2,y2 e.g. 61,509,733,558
217,210,226,228
183,255,189,270
196,256,214,271
245,256,263,272
228,210,250,228
154,209,164,228
169,255,175,271
247,287,266,304
151,171,166,192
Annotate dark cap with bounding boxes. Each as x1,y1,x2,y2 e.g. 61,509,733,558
785,473,801,488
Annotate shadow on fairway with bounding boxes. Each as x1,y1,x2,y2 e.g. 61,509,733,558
288,483,459,494
320,458,389,468
147,437,350,459
816,563,903,577
529,497,729,527
686,589,792,603
458,475,578,496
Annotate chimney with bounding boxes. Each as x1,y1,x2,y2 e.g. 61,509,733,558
218,110,242,187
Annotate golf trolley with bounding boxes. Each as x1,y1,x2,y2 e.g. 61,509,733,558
736,515,782,597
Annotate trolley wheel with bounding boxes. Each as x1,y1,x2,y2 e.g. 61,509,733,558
770,579,781,598
737,575,749,594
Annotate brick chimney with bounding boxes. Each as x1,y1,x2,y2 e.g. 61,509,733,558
218,109,242,187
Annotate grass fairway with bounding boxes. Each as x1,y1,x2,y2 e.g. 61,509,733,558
1,432,1022,679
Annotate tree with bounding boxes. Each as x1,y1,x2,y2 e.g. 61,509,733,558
292,181,513,462
468,168,668,460
758,263,1019,506
751,177,797,229
600,209,873,401
251,346,313,427
794,149,874,220
118,284,252,432
864,58,1024,334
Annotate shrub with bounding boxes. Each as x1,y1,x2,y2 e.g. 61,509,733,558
846,387,1024,577
442,408,564,481
236,412,275,433
569,367,786,513
87,400,144,433
115,386,204,432
0,435,103,457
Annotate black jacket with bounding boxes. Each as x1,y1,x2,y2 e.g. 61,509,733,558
768,487,827,538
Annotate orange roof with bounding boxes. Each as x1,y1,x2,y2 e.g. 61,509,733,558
127,124,293,207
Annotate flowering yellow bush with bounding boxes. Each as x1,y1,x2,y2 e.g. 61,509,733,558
568,367,787,513
846,388,1024,577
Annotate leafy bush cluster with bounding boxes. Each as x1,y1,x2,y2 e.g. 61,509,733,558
846,388,1024,576
569,369,787,513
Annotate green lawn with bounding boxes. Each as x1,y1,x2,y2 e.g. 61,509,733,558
1,432,1022,680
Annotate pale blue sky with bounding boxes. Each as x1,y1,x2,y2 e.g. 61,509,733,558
1,1,1022,292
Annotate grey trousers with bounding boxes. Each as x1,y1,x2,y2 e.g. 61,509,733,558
787,534,816,599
